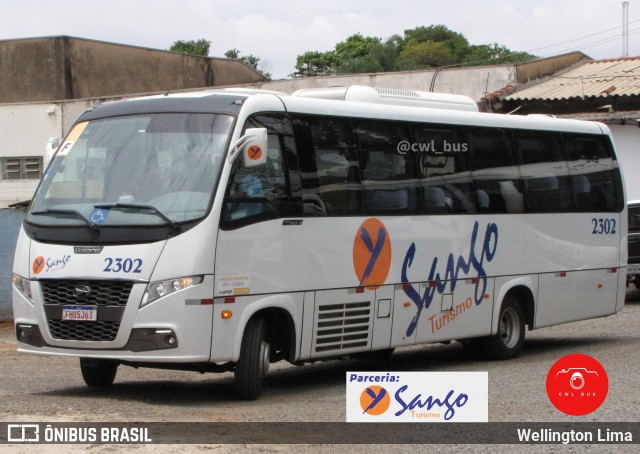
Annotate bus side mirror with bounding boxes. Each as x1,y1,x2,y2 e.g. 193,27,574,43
228,128,268,168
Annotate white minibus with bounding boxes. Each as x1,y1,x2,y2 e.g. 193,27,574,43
12,86,627,399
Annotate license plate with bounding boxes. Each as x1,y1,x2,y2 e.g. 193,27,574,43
62,305,97,322
628,265,640,274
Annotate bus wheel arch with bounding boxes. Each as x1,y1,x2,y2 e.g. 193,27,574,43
481,286,534,360
233,306,297,400
254,306,297,363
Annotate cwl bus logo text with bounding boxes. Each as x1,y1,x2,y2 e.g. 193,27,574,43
401,221,498,337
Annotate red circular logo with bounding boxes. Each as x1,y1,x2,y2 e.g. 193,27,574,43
546,354,608,416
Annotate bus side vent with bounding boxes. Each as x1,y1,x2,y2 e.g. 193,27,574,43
314,301,372,353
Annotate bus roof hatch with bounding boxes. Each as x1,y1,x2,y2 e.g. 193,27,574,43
291,85,479,112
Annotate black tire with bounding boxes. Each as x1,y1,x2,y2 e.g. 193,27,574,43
480,295,525,360
80,358,118,387
234,317,270,400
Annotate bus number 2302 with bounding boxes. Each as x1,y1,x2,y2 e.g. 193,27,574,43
592,218,617,235
103,258,143,273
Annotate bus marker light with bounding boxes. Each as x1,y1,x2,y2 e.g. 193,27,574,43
597,284,603,289
224,297,235,304
484,294,490,299
610,268,617,273
428,281,437,288
403,302,411,308
356,286,365,294
200,299,214,305
221,310,233,319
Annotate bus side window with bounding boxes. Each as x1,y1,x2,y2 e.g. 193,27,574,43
221,115,302,228
413,124,475,214
467,127,523,214
293,115,362,216
515,131,572,213
353,119,419,215
565,134,622,213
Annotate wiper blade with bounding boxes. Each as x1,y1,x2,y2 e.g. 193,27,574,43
94,203,180,230
30,209,99,230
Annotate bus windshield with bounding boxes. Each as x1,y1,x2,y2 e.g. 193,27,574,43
28,113,233,228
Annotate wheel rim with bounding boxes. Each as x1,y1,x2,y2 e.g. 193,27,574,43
499,307,520,349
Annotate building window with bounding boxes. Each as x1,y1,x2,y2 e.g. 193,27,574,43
0,157,43,180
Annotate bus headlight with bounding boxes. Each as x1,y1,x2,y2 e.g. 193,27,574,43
12,274,33,301
141,276,203,307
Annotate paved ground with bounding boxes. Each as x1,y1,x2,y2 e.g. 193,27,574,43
2,288,640,453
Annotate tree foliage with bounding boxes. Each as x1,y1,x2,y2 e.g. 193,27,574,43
225,48,271,80
293,25,536,77
169,39,211,56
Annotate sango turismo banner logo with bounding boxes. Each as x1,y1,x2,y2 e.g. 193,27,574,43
346,372,488,422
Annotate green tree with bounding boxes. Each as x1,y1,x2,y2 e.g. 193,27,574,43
225,49,271,79
463,43,536,65
400,25,470,68
169,39,211,56
293,33,402,76
293,25,537,77
380,34,417,71
400,41,457,68
292,50,337,77
224,48,240,59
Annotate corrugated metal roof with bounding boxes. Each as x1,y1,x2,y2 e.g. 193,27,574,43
556,110,640,123
506,57,640,101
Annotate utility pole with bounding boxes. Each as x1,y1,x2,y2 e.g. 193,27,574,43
623,1,629,57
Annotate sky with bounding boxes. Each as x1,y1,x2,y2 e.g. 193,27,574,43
1,0,638,79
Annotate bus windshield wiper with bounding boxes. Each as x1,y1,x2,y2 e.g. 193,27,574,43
30,209,100,230
94,203,180,230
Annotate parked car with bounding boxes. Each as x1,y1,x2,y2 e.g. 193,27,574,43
628,200,640,288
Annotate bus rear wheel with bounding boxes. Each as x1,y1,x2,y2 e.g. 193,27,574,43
480,295,525,360
234,317,270,400
80,358,118,387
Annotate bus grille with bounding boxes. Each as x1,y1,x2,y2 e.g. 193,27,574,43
41,280,133,307
314,301,371,353
47,320,121,341
40,280,133,342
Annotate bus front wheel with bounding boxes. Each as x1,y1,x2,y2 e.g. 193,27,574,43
234,317,270,400
80,358,118,387
480,295,525,360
